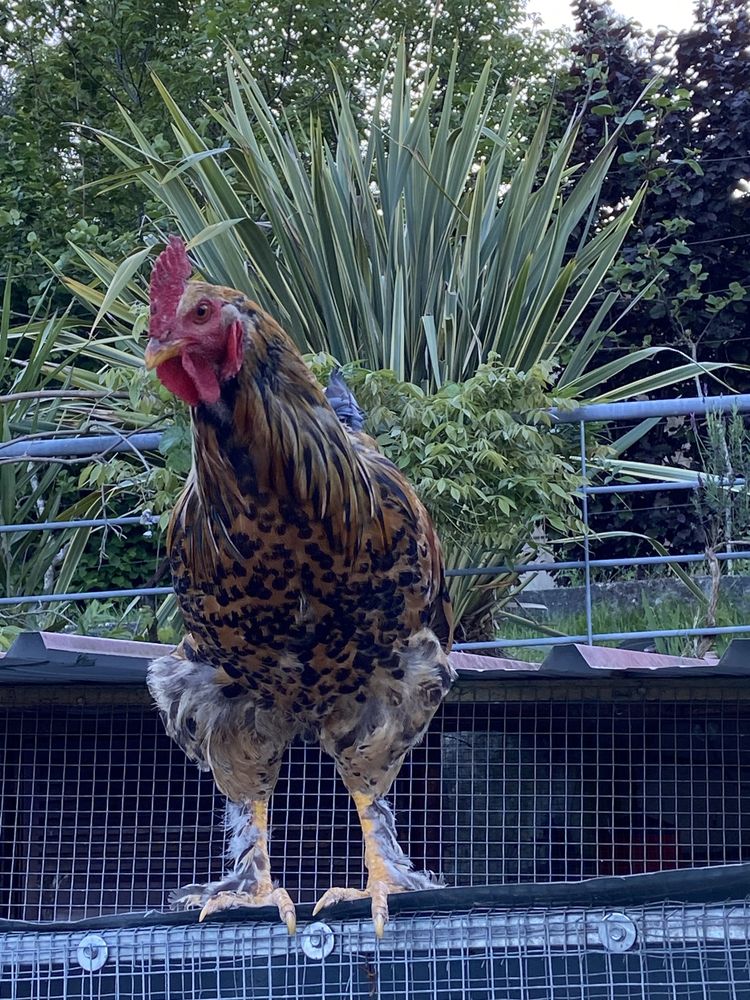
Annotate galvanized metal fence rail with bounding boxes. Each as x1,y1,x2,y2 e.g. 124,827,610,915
2,393,750,652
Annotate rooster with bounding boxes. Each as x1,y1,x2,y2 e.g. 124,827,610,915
145,237,454,936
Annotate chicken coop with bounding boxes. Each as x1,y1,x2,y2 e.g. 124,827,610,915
3,631,750,998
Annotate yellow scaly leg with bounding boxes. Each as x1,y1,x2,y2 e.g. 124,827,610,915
314,791,434,937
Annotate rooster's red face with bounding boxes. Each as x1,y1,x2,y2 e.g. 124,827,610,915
145,237,245,407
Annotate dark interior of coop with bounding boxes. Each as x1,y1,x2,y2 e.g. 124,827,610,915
2,670,750,924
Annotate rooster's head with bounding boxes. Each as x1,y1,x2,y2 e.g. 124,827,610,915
145,236,249,406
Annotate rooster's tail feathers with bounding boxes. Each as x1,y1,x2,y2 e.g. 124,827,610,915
325,370,366,432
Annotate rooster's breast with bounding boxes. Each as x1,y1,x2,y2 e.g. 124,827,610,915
168,491,430,715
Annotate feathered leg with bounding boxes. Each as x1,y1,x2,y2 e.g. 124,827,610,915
148,650,296,933
315,629,453,936
313,792,436,937
171,800,296,933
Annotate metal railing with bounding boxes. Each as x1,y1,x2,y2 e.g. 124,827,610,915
2,393,750,654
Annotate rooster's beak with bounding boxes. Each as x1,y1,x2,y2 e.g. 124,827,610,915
144,339,183,370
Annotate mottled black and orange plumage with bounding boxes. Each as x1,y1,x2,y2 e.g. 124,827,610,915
146,238,454,935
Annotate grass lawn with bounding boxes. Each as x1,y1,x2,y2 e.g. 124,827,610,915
495,594,747,661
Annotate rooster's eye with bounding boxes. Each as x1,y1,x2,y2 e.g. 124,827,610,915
194,302,211,323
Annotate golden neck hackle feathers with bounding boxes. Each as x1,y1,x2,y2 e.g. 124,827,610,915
180,293,378,563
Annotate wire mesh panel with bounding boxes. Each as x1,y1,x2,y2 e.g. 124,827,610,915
438,689,750,884
0,695,225,921
2,678,750,921
3,903,750,999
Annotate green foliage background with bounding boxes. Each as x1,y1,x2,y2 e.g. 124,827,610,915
1,0,749,647
555,0,750,566
0,0,562,311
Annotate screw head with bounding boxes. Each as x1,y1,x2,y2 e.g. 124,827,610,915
598,912,637,952
77,934,108,971
300,921,335,961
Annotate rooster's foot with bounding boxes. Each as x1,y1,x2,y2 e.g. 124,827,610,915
170,878,296,934
199,886,296,933
313,880,403,938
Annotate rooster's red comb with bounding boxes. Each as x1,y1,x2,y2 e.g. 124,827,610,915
149,236,192,338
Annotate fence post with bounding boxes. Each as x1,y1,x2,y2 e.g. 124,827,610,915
580,420,593,646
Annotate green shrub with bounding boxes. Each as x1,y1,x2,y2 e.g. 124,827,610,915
312,358,582,638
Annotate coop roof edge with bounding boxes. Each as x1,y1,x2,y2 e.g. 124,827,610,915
2,862,750,934
1,631,749,684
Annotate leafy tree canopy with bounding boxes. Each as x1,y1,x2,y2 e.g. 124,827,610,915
0,0,561,310
560,0,750,371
